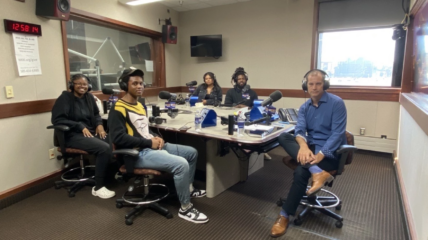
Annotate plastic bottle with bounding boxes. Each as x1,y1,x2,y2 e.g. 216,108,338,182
195,111,202,131
237,116,245,136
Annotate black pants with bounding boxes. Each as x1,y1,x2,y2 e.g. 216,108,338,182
278,132,338,216
66,132,112,188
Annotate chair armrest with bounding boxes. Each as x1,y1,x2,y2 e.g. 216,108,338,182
336,145,357,154
47,125,70,131
113,149,139,157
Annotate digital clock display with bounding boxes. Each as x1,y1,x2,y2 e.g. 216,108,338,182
4,19,42,36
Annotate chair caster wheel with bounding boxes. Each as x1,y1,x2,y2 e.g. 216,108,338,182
294,218,303,226
335,204,342,211
166,213,173,219
68,192,75,198
54,184,62,189
335,221,343,228
116,203,123,209
125,219,133,225
276,200,283,207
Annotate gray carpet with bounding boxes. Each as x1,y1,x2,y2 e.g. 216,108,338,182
0,149,406,240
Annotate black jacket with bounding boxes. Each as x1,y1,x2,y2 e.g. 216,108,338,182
192,84,223,105
224,86,258,107
51,91,102,134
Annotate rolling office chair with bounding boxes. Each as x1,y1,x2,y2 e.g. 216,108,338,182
47,125,96,197
114,150,172,226
277,131,357,228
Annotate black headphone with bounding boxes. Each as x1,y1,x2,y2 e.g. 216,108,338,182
149,116,166,125
301,69,330,92
118,76,128,91
68,74,92,92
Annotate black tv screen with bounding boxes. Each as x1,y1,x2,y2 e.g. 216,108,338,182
191,35,222,57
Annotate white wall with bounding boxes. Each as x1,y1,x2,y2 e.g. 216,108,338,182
397,106,428,240
179,0,400,144
0,0,180,193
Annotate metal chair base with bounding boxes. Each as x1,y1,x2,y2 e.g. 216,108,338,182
116,181,171,225
54,165,96,198
277,187,343,228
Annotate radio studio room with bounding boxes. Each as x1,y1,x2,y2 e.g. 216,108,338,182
0,0,427,239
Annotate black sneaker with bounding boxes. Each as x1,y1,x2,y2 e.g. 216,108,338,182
190,189,206,198
178,204,209,224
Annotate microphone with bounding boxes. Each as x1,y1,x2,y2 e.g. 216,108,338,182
261,90,283,107
102,88,120,95
159,91,177,100
186,80,197,86
245,114,271,126
219,99,247,107
242,84,250,93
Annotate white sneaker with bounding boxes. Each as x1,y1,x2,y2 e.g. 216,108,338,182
264,153,272,160
178,204,209,224
92,187,115,199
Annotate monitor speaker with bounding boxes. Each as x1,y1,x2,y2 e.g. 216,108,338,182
36,0,71,21
162,25,178,44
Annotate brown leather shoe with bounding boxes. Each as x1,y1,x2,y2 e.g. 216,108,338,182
270,216,289,238
306,170,334,196
282,156,298,170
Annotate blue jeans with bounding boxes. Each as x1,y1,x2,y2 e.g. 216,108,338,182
134,143,198,205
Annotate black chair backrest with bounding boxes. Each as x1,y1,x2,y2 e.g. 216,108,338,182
345,131,354,165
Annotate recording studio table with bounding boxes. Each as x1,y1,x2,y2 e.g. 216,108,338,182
103,103,295,198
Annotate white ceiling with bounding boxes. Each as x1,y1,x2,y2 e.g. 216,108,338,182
160,0,253,12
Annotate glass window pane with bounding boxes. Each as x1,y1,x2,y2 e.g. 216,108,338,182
66,20,153,91
317,28,395,87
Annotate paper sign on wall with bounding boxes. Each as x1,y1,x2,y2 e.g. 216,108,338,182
12,33,42,76
145,60,154,72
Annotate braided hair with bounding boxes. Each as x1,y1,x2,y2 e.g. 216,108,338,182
231,67,248,85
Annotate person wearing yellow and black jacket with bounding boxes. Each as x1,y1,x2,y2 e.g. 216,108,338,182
108,68,209,224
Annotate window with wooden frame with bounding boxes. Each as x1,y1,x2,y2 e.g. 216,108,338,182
61,9,165,92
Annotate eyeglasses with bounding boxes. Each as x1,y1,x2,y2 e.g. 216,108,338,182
74,82,88,87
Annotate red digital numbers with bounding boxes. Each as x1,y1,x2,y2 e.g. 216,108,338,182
4,19,42,36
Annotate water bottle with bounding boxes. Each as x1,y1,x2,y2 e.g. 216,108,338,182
195,111,202,131
185,94,190,108
237,116,245,136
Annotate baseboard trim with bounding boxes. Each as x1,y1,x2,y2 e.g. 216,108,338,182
0,169,62,201
394,156,417,240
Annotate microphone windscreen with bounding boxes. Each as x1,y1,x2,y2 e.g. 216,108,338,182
102,88,120,95
159,91,171,100
269,90,283,102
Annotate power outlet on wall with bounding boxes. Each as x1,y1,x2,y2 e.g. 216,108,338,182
48,148,55,159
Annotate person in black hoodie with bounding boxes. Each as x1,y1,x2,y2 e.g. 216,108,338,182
224,67,258,108
51,74,115,199
191,72,222,105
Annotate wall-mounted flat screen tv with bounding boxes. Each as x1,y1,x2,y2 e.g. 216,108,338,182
190,35,222,57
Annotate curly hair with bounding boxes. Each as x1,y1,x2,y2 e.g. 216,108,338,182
231,67,248,85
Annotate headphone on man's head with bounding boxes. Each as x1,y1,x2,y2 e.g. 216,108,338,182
301,69,330,92
118,76,128,91
68,74,92,92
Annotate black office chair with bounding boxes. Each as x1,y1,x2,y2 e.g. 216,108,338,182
277,131,357,228
114,151,172,225
47,125,96,197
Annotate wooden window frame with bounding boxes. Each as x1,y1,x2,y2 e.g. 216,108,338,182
311,0,402,102
61,8,166,95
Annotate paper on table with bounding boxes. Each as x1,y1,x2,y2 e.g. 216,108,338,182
234,125,274,131
145,60,154,72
